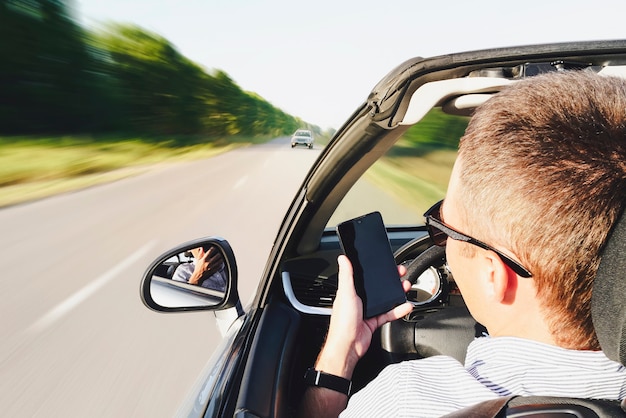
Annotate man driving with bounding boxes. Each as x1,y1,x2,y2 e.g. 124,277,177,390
299,70,626,417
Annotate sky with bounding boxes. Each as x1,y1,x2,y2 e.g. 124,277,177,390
74,0,626,130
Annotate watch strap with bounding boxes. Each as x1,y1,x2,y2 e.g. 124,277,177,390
304,368,352,396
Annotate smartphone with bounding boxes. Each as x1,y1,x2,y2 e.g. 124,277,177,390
336,211,407,319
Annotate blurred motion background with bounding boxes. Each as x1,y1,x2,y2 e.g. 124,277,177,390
1,0,327,208
1,0,315,136
0,1,325,416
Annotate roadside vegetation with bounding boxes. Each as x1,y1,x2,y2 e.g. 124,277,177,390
0,1,326,207
365,109,469,214
0,135,275,207
1,1,314,137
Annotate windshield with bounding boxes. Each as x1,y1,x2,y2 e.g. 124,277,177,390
328,109,467,227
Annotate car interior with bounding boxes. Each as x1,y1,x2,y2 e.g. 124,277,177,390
139,43,626,418
227,43,626,417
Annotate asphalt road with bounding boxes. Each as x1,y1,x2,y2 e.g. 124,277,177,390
0,137,320,417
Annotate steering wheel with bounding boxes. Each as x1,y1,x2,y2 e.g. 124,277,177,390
402,245,446,284
394,235,448,307
380,235,477,363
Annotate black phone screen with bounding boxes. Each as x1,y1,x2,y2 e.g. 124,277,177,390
336,211,407,318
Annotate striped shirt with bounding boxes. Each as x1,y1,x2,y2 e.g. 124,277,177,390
340,336,626,418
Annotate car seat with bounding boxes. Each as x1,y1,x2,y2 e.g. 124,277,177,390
443,207,626,418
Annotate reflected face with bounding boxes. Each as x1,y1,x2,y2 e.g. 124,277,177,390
189,247,203,259
144,241,230,311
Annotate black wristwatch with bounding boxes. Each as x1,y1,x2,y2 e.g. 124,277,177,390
304,368,352,396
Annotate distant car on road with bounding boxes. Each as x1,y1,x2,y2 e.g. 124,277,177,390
290,129,314,148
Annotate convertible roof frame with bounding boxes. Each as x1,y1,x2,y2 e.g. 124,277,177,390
253,41,626,309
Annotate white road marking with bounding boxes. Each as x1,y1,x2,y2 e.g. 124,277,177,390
234,176,248,189
25,240,157,336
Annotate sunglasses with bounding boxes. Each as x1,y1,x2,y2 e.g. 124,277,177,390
424,200,533,278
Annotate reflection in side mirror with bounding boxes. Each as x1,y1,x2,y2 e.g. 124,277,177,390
141,237,239,312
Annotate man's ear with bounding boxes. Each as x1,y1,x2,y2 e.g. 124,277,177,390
483,251,518,305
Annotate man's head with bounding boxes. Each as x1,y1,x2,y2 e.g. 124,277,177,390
446,70,626,350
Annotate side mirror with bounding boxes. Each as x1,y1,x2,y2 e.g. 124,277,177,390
141,237,239,312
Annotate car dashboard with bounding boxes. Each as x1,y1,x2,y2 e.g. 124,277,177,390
276,228,482,402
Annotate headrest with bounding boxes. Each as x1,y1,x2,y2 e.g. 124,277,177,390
592,207,626,365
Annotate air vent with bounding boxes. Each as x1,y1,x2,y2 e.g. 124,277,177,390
291,274,337,307
282,271,335,315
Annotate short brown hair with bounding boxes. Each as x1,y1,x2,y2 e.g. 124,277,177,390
458,70,626,350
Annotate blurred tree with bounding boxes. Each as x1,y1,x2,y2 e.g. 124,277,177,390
389,109,468,157
0,8,312,138
203,69,245,136
94,24,209,135
0,0,96,134
96,24,304,138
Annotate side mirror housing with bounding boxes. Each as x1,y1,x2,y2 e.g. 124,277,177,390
140,237,240,312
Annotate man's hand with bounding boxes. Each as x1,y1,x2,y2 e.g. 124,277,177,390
189,246,225,286
315,255,413,379
298,255,412,418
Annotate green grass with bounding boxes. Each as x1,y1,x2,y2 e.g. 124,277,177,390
0,125,453,212
364,146,457,214
360,109,466,214
0,134,272,207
